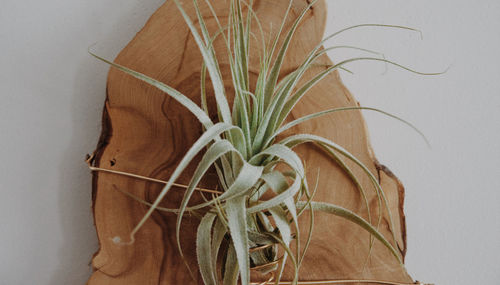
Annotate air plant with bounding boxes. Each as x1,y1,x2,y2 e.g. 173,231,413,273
91,0,435,284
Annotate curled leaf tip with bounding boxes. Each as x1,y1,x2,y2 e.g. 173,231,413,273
110,235,135,246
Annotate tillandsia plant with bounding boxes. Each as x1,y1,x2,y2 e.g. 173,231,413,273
91,0,436,284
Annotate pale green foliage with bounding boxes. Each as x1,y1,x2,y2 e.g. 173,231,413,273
90,0,435,284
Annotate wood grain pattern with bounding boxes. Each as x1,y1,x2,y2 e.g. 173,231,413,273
88,0,414,284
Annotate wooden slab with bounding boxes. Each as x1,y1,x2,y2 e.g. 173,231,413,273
88,0,414,284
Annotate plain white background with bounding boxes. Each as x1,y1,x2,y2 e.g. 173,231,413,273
0,0,499,284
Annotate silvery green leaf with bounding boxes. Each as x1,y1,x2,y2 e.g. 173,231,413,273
268,206,292,246
281,133,399,248
247,173,301,214
272,106,429,147
257,171,297,220
211,218,227,275
264,0,316,104
176,140,238,262
250,144,304,175
173,0,232,125
186,162,263,211
252,1,317,152
321,24,421,45
247,231,276,245
128,123,235,240
225,196,250,285
281,57,442,135
223,243,239,285
197,213,217,285
89,52,213,128
296,201,402,263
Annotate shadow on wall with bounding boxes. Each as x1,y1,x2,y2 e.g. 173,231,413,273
50,1,163,284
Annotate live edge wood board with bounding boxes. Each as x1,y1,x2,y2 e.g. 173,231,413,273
88,0,414,284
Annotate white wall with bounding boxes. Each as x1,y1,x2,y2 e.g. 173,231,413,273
325,1,500,285
0,1,164,284
0,0,498,284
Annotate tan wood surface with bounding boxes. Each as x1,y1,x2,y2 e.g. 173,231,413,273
88,0,414,284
